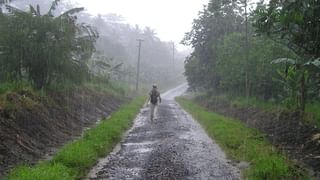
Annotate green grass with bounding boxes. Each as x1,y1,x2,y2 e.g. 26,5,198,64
7,96,145,180
0,81,32,95
8,163,74,180
230,96,282,110
176,97,307,180
84,81,129,98
0,81,46,98
200,94,320,127
306,102,320,127
204,94,320,127
198,94,284,111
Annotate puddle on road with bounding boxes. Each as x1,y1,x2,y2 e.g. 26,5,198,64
178,134,193,140
131,147,152,153
127,131,153,138
123,141,157,154
123,141,157,146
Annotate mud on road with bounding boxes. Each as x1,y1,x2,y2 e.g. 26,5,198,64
88,85,240,180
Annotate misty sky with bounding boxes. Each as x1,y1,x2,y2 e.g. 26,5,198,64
73,0,208,49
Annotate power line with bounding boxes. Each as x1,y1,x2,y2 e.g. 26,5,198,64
136,39,144,91
172,42,175,73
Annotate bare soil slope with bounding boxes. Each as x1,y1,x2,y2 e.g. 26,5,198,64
0,87,126,177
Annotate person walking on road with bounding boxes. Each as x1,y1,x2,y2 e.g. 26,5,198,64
149,84,161,121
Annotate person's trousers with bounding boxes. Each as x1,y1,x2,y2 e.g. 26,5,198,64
150,103,157,120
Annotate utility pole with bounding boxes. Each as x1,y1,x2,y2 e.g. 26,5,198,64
172,42,175,73
245,0,249,103
136,39,144,91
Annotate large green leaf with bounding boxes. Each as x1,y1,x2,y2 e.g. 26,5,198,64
59,7,84,18
95,61,111,69
47,0,61,16
304,58,320,68
271,58,297,65
5,4,25,14
110,63,123,71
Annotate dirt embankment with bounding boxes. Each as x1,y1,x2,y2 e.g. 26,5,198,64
194,96,320,178
0,87,126,177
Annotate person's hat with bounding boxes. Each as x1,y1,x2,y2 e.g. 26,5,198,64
152,84,157,88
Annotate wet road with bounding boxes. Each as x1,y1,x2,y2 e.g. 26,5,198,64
87,84,240,180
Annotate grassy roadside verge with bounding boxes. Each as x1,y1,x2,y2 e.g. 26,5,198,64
197,94,320,127
176,97,307,179
7,96,145,180
224,95,320,127
306,102,320,127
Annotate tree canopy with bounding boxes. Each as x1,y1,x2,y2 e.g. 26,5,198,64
0,0,98,88
183,0,320,111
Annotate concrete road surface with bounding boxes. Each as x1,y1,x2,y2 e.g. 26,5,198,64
88,84,240,180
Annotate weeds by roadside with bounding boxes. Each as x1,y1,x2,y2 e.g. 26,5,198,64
197,93,320,128
306,103,320,127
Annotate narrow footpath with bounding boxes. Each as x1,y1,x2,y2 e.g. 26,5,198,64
88,84,240,180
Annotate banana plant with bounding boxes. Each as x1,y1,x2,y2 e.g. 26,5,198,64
90,53,123,82
271,56,319,111
1,0,98,88
0,0,11,13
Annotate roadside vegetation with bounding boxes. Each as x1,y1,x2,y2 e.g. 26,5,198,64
194,93,320,127
182,1,320,174
228,96,320,127
0,0,185,94
7,96,145,180
182,0,320,125
0,0,185,177
176,97,308,179
306,103,320,127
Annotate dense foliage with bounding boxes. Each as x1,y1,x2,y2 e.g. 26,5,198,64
183,0,320,111
1,0,184,91
0,0,97,89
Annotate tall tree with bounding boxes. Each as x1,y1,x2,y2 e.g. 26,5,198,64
253,0,320,111
182,0,245,91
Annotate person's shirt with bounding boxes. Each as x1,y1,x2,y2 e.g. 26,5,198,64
149,88,161,104
149,89,160,97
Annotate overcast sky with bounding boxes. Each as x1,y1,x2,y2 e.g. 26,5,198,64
72,0,208,50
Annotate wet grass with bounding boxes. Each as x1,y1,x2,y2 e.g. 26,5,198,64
306,102,320,127
176,97,307,180
198,94,284,110
7,96,145,180
199,94,320,127
7,163,74,180
84,81,128,98
225,95,320,127
229,96,283,110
